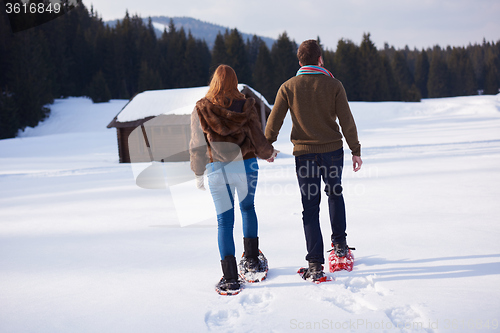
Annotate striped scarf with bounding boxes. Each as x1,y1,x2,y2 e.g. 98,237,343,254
296,65,335,78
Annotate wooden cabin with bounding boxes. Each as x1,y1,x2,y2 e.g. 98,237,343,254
107,84,272,163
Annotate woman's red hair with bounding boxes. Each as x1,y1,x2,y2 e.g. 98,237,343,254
206,65,245,108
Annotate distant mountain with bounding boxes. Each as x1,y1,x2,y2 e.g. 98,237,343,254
105,16,275,50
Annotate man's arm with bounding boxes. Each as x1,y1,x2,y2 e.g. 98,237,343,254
335,83,362,171
335,83,361,157
265,86,289,144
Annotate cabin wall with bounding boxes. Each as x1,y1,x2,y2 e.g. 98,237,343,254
117,127,136,163
118,124,191,163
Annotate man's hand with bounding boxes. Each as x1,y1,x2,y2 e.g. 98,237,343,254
267,149,280,162
352,155,362,172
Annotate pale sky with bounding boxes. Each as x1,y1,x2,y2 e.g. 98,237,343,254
81,0,500,50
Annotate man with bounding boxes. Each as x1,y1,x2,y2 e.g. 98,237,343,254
265,39,362,282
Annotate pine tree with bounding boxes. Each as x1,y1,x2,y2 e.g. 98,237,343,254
211,31,228,68
225,29,251,84
334,39,361,100
157,21,173,89
88,70,112,103
483,54,499,95
322,48,336,74
253,42,275,103
448,48,477,96
0,89,18,139
480,43,499,95
468,41,486,91
359,33,390,101
320,37,336,76
414,50,430,98
112,11,132,96
246,35,262,85
0,0,17,139
392,51,418,101
406,84,422,102
168,26,187,88
427,49,450,98
381,54,400,101
184,32,211,86
142,17,158,64
184,31,201,87
137,62,162,93
0,0,14,88
271,32,299,97
7,29,53,130
197,39,212,85
157,18,211,89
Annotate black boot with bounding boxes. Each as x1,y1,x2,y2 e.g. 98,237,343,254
243,237,260,272
216,255,241,295
302,262,326,282
239,237,269,282
332,240,349,258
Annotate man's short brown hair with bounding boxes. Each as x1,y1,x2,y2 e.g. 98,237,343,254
297,40,322,65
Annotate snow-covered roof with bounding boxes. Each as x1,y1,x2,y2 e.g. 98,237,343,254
239,84,272,109
114,84,271,124
117,86,208,123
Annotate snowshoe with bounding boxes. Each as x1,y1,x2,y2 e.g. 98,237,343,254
215,276,243,296
238,237,268,283
239,250,268,283
216,255,243,296
328,242,355,272
297,262,333,284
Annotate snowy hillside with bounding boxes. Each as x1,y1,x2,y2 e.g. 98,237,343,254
148,16,276,50
1,95,500,332
106,16,276,50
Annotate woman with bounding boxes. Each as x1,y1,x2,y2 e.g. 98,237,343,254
190,65,278,295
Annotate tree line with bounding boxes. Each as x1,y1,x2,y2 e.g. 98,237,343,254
1,0,499,139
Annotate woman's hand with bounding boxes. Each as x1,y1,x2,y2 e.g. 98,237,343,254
195,175,206,190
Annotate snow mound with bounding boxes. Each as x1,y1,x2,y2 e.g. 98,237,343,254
17,97,128,137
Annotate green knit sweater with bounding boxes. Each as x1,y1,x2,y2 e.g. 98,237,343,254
265,74,361,156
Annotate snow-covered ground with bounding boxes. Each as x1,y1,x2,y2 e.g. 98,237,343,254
1,95,500,332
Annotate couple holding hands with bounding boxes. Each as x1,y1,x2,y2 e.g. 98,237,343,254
190,39,362,295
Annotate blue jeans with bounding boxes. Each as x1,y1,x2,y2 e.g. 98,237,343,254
207,159,259,259
295,148,347,264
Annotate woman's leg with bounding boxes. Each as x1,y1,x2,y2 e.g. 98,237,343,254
237,171,259,239
217,195,236,260
208,171,236,259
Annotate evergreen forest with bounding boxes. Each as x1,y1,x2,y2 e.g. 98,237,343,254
1,0,499,139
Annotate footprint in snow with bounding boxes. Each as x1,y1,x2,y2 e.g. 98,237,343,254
238,289,273,312
320,291,373,314
344,275,390,296
204,290,274,331
204,308,240,331
385,305,433,333
315,275,382,313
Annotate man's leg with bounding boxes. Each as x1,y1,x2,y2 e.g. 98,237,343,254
321,148,347,245
295,154,324,264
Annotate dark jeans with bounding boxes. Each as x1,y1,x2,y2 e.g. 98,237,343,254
295,148,347,264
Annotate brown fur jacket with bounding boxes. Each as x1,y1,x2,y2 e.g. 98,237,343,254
190,97,274,175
